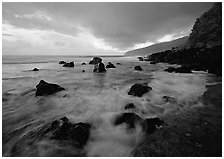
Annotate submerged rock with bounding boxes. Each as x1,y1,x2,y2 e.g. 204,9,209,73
59,61,66,64
33,68,39,71
106,62,116,68
150,61,157,64
82,70,85,72
49,117,91,146
141,118,164,134
164,67,176,73
81,62,86,65
128,83,152,97
63,62,74,67
114,112,142,129
93,62,106,73
89,57,102,65
35,80,65,96
117,63,121,65
124,103,136,110
162,96,176,103
138,57,144,61
134,66,143,71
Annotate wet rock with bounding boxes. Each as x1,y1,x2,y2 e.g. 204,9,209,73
63,62,74,67
106,62,116,68
33,68,39,71
49,117,91,146
35,80,65,96
138,57,144,61
89,57,102,65
128,83,152,97
93,62,106,73
81,62,86,65
59,61,66,64
141,117,164,134
114,112,142,129
175,66,192,73
134,65,143,71
124,103,136,110
162,96,176,103
164,67,176,73
150,61,157,64
82,70,85,72
117,63,121,65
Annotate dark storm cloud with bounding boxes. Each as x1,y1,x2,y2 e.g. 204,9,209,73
3,2,213,50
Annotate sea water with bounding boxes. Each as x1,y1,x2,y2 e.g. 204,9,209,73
2,55,214,156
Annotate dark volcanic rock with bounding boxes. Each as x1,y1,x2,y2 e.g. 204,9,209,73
82,70,85,72
81,62,86,65
63,62,74,67
106,62,116,68
33,68,39,71
124,103,136,110
89,57,102,65
164,67,176,73
128,83,152,97
141,118,164,134
134,66,143,71
93,62,106,73
35,80,65,96
117,63,121,65
59,61,66,64
114,112,142,129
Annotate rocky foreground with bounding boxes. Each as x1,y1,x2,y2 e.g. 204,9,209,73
133,81,222,157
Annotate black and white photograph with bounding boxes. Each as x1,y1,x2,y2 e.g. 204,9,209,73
2,1,222,157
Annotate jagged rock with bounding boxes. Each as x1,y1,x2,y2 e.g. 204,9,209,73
33,68,39,71
81,62,86,65
141,117,164,134
35,80,65,96
114,112,142,129
124,103,136,110
106,62,116,68
128,83,152,97
59,61,66,64
63,62,74,67
89,57,102,65
134,66,143,71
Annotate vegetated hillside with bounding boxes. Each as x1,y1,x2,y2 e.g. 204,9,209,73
187,2,222,48
125,36,188,56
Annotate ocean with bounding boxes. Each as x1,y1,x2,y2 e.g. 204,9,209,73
2,55,216,156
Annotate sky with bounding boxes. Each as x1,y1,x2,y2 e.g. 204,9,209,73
2,2,213,55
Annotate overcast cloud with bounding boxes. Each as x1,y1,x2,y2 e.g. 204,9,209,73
2,2,213,55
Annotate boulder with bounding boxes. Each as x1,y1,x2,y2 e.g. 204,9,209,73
82,70,85,72
59,61,66,64
128,83,152,97
138,57,144,61
89,57,102,65
81,62,86,65
124,103,136,110
33,68,39,71
114,112,142,129
141,117,164,134
106,62,116,68
117,63,121,65
49,117,91,146
134,66,143,71
63,62,74,67
93,62,106,73
35,80,65,96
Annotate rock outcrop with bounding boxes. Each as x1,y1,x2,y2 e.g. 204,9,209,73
63,62,74,67
89,57,102,65
33,68,39,71
134,66,143,71
106,62,116,68
35,80,65,96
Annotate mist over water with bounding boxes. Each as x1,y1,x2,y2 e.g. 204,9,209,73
2,55,214,157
